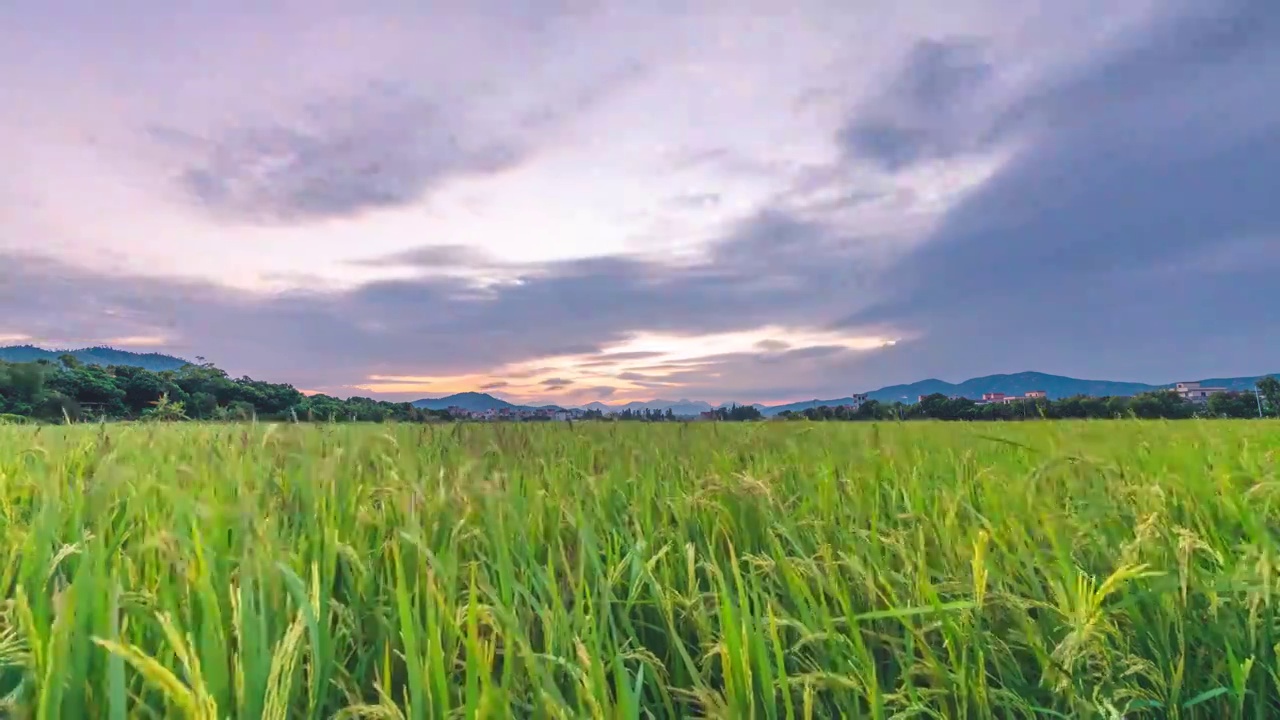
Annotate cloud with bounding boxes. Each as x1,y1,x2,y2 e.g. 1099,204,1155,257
153,83,526,224
0,204,898,399
160,53,650,224
349,244,505,271
616,372,658,382
838,0,1280,382
839,37,997,171
3,0,1276,404
667,192,723,210
754,339,791,352
575,351,666,367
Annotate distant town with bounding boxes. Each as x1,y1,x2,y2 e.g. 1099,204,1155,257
445,406,582,422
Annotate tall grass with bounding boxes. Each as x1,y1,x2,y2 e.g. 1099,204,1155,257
0,420,1277,718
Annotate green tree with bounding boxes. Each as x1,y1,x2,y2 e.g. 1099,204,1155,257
46,364,127,417
1129,390,1193,419
121,369,169,414
142,393,188,421
1206,391,1258,418
1257,376,1280,417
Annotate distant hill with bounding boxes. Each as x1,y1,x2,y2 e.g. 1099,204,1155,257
407,392,569,412
762,396,864,416
412,372,1278,417
1191,376,1277,393
14,347,1262,414
761,371,1278,415
413,395,742,417
866,372,1156,404
0,345,190,372
411,392,518,412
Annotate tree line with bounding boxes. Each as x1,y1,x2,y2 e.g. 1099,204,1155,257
778,379,1280,422
567,405,765,422
0,355,449,423
3,353,1275,424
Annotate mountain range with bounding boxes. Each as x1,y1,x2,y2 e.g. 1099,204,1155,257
2,347,1273,416
412,371,1279,417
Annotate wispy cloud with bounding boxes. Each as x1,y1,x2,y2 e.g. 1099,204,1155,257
155,84,526,224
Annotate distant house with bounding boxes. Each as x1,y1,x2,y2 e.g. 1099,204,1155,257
974,390,1047,405
916,393,968,403
1173,381,1227,403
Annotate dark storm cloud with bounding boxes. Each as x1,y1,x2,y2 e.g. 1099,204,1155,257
838,0,1280,382
839,37,996,170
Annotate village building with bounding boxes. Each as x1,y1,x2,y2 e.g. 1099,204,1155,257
1173,381,1228,403
974,390,1048,405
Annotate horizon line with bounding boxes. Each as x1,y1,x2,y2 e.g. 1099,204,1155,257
2,344,1276,408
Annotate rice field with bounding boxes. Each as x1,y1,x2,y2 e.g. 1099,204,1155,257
1,419,1278,719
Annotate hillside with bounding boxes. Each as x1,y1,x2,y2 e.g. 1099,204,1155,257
1193,376,1276,393
411,395,750,416
410,392,522,412
10,346,1263,414
409,392,569,412
411,371,1278,417
760,371,1278,416
761,396,864,416
867,372,1155,404
0,345,190,371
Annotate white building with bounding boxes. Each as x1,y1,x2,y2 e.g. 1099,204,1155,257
1173,381,1227,403
973,390,1047,405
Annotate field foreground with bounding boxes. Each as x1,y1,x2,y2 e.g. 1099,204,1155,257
1,420,1279,718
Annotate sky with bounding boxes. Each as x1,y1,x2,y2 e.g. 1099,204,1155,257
2,0,1277,406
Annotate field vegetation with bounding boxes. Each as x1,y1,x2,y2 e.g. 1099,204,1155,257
1,420,1278,718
